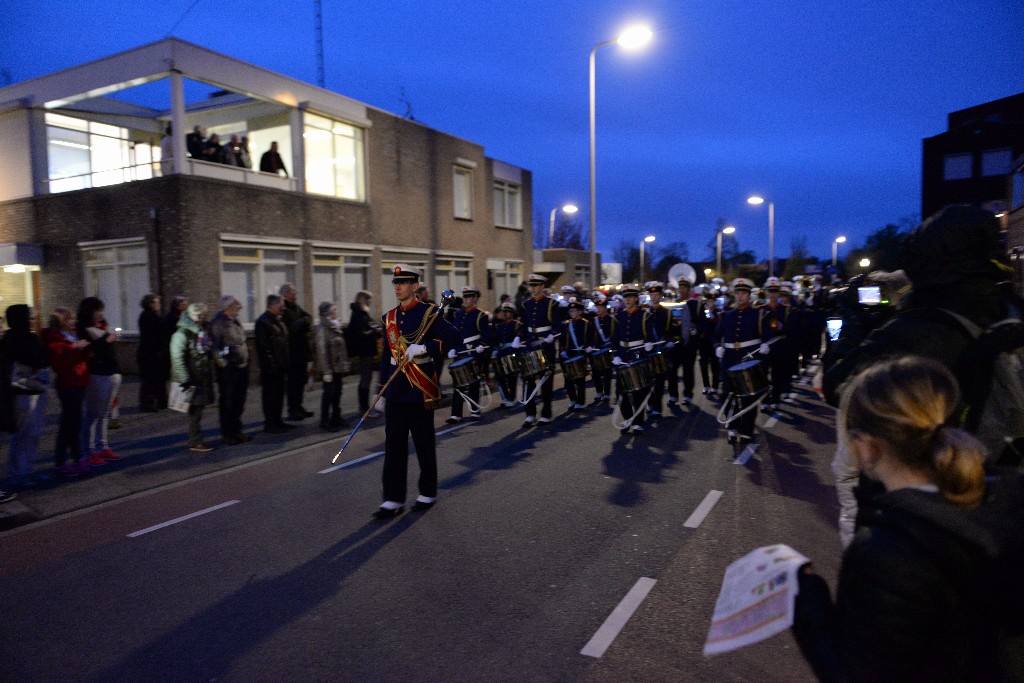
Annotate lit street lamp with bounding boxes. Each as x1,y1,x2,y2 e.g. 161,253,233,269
548,203,579,247
589,25,653,286
716,225,736,278
859,258,871,269
832,235,846,267
747,195,775,277
639,235,656,283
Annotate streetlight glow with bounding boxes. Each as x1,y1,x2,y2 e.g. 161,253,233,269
746,195,775,276
716,224,736,277
835,236,846,244
639,234,656,283
747,196,765,206
723,226,736,235
617,25,653,50
548,203,581,247
859,258,871,268
644,235,656,243
832,235,846,267
563,204,579,215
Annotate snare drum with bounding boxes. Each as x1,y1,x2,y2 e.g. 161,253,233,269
725,359,769,397
590,347,614,371
494,350,522,379
517,348,549,378
448,356,480,390
560,355,589,381
616,360,653,393
647,350,669,374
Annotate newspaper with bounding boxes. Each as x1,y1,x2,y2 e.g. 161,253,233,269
703,544,809,656
168,382,195,413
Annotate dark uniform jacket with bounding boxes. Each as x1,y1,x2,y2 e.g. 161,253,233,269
613,307,659,362
559,318,590,356
521,295,564,348
452,306,492,350
587,313,617,349
378,299,461,404
491,318,522,349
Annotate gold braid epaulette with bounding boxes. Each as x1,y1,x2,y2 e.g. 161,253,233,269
399,303,437,345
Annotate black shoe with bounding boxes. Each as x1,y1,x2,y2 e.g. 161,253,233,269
411,500,435,512
281,422,298,430
286,413,306,421
263,425,288,434
372,506,403,520
302,409,315,418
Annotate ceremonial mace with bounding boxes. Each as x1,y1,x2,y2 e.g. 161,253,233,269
332,290,455,463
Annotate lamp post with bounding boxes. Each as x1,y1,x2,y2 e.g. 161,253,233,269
548,203,579,248
589,25,652,287
716,225,736,278
747,196,775,277
639,235,655,283
832,235,846,267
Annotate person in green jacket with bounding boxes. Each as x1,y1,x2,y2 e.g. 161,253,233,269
170,303,217,452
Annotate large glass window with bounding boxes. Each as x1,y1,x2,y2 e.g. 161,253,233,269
81,241,150,332
434,258,471,295
312,252,370,313
304,113,366,202
248,126,292,175
46,113,157,192
493,180,521,228
492,261,523,302
453,166,473,219
220,244,298,325
982,148,1013,177
943,153,973,181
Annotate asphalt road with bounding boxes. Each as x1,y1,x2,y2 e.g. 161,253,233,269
0,375,842,682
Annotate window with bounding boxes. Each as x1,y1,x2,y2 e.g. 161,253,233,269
220,244,298,325
304,113,366,201
81,241,150,332
493,180,521,228
943,153,973,181
312,252,370,315
491,260,523,302
454,166,473,219
46,113,157,192
574,263,591,285
981,148,1013,177
434,258,471,295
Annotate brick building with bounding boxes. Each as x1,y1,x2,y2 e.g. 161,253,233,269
0,39,533,347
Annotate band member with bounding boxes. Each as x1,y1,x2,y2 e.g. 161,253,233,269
490,302,521,408
518,274,565,426
645,282,679,415
761,277,798,411
696,287,722,396
559,301,590,411
586,293,616,403
447,286,492,424
612,284,659,435
714,278,777,444
672,277,701,406
374,264,462,520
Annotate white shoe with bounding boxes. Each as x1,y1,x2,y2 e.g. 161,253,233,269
523,416,537,426
538,416,554,424
682,397,692,406
445,416,462,424
502,400,517,408
632,425,645,433
667,397,678,406
648,409,662,417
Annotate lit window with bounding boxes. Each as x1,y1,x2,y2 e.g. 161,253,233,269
220,243,298,325
45,113,158,193
304,113,366,202
454,167,473,219
943,153,973,180
981,148,1013,177
494,180,521,228
81,241,150,332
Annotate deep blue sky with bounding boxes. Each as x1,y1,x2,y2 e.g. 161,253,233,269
3,1,1022,264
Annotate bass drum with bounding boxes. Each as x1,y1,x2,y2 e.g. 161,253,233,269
590,348,614,371
517,348,549,379
616,360,653,394
448,356,480,390
725,359,769,397
561,355,589,381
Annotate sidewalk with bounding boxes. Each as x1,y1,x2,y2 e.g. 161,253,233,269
0,375,430,531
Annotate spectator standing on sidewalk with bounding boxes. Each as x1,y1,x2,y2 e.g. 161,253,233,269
77,297,122,466
137,293,169,412
170,303,217,452
255,295,292,434
43,308,91,477
314,301,350,431
347,290,382,417
2,305,50,489
164,295,188,338
280,283,313,421
208,296,250,445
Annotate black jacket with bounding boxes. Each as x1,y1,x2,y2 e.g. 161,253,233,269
254,311,289,375
346,302,379,358
793,475,1024,683
137,308,170,382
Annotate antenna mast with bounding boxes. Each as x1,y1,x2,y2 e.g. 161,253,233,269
315,0,325,87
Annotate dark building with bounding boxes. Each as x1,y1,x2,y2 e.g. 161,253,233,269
921,92,1024,220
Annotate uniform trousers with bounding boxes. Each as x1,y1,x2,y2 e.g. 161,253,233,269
698,341,721,391
768,338,798,403
674,343,698,398
590,354,613,397
382,401,437,503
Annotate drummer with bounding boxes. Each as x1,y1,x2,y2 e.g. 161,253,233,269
672,276,701,406
490,301,521,408
713,278,778,444
559,300,591,411
645,281,679,416
586,293,617,404
760,277,798,412
447,286,492,424
612,284,659,435
519,273,565,426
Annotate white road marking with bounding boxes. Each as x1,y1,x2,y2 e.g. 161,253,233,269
683,490,724,528
320,422,471,474
734,444,757,465
580,577,657,658
435,422,471,437
762,415,778,430
127,500,240,538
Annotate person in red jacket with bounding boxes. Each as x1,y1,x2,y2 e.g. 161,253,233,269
42,307,92,477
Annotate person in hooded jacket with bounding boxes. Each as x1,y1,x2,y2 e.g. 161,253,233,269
793,356,1024,682
170,303,217,452
346,290,382,417
2,305,50,488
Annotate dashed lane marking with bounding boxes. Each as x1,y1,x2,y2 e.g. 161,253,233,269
762,415,779,430
580,577,657,658
734,444,757,466
127,500,240,538
683,490,724,529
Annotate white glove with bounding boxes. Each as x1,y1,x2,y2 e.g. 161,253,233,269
644,342,654,352
759,343,770,355
558,299,569,308
544,333,556,344
612,357,625,366
715,346,725,359
322,374,332,383
585,346,594,353
511,336,522,349
406,343,427,360
447,348,457,359
475,344,485,354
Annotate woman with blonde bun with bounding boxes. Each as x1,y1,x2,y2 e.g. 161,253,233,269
793,356,1024,682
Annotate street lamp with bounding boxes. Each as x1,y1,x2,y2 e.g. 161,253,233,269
639,235,655,283
548,203,579,247
589,24,653,286
716,225,736,278
859,258,871,269
832,235,846,267
747,196,775,277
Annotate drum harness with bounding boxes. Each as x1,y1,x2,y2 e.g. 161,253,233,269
715,338,780,427
610,340,665,430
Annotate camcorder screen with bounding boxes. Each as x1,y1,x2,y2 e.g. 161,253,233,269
826,317,843,341
857,286,881,305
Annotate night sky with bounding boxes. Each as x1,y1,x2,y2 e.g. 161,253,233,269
3,0,1022,266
